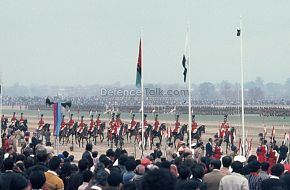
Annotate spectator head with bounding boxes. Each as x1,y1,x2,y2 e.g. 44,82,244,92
122,181,137,190
106,149,116,161
30,171,46,189
92,151,98,158
78,159,89,171
48,156,61,171
209,138,213,143
181,180,200,190
231,161,243,174
210,159,221,170
191,165,205,179
36,153,48,163
4,157,14,171
177,165,190,180
248,161,261,173
83,170,93,183
107,171,122,187
86,143,93,152
247,155,257,163
11,173,29,190
118,154,128,166
142,168,176,190
135,164,145,175
261,162,270,172
62,151,69,158
125,158,136,172
271,163,285,177
222,156,232,168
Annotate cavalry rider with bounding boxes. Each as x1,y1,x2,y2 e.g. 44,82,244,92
95,114,101,130
60,115,66,132
173,114,181,136
191,114,198,134
88,115,95,133
129,114,137,131
220,114,230,138
11,112,17,124
138,114,148,134
68,113,75,130
114,113,122,135
77,116,86,133
109,113,116,135
152,114,160,136
38,114,45,130
19,113,25,126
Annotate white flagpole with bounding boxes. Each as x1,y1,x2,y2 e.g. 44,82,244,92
239,16,246,156
186,26,192,150
0,72,2,146
141,31,144,155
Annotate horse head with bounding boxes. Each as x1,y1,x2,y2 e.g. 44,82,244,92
198,125,206,134
160,123,166,131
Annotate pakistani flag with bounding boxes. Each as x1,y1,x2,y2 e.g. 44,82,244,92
237,27,241,36
182,55,187,82
136,39,142,88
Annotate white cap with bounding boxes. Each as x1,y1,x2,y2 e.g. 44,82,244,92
234,155,246,163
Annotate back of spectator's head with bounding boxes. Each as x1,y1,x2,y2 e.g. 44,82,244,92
11,173,29,190
122,181,137,190
121,149,128,156
118,154,128,166
135,164,145,175
222,156,232,168
181,180,200,190
142,168,176,190
161,160,171,169
248,161,261,173
4,157,14,171
106,149,116,159
49,156,61,171
92,151,98,158
62,151,69,158
61,162,72,175
36,153,48,163
156,150,162,158
247,155,257,163
86,143,93,152
125,158,136,172
210,159,221,170
191,165,205,179
261,162,270,172
174,156,182,166
30,171,46,189
177,165,190,180
183,158,196,169
15,154,26,162
83,170,93,183
68,155,74,162
78,159,89,171
271,163,285,177
107,171,122,187
231,161,244,174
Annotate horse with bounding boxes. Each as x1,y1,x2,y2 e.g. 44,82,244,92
112,124,126,149
172,124,188,147
67,122,78,145
143,124,153,150
97,122,106,143
1,118,8,134
223,127,236,154
36,123,50,141
151,123,167,146
186,125,206,145
59,124,69,145
88,125,98,145
18,119,28,132
126,122,140,143
77,125,89,148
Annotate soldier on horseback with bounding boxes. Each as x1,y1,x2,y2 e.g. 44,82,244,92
19,113,25,126
68,113,75,130
10,112,17,125
60,115,66,132
129,114,137,131
88,115,95,133
173,114,181,136
95,114,101,131
38,114,45,130
152,114,160,137
115,113,122,135
77,116,86,133
191,115,198,134
220,114,230,138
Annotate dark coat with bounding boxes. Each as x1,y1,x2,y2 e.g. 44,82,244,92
261,178,285,190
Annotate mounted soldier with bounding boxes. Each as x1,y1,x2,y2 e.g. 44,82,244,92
191,115,198,134
10,112,17,125
60,115,66,132
173,114,181,136
129,114,137,131
19,113,25,126
77,116,86,133
38,114,45,130
152,114,160,137
95,114,101,130
220,114,230,138
68,113,75,130
88,115,95,133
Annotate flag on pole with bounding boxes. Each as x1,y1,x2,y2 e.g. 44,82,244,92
182,32,189,83
182,55,188,82
53,103,62,136
135,39,142,88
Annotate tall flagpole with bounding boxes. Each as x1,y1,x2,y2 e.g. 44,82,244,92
239,16,245,156
187,26,192,150
0,72,2,146
141,31,144,156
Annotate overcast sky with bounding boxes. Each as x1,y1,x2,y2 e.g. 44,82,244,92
0,0,289,86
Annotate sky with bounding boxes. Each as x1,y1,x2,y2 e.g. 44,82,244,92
0,0,290,86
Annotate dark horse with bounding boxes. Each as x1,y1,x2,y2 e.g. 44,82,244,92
1,117,8,134
59,124,69,145
150,123,167,147
125,122,140,143
36,123,50,141
112,124,125,149
186,125,206,145
223,127,236,154
77,124,89,148
67,122,78,145
172,124,188,147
